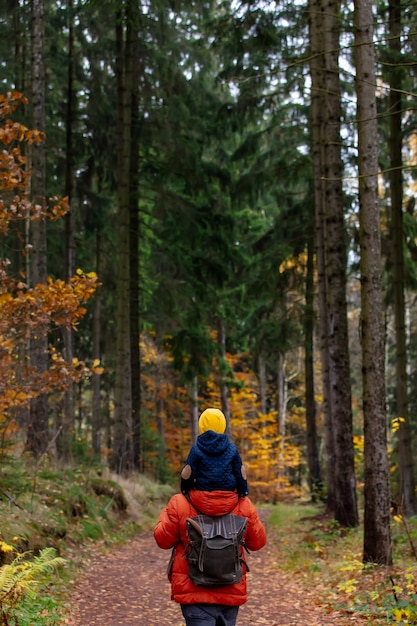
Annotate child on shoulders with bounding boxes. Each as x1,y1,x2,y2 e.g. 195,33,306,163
180,407,249,497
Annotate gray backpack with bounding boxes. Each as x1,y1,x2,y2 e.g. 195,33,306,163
184,512,249,587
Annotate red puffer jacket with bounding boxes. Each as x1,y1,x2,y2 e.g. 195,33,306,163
154,490,267,606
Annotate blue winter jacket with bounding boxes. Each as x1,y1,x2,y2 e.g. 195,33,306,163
180,430,249,496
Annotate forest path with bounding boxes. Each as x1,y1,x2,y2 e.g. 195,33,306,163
64,511,367,626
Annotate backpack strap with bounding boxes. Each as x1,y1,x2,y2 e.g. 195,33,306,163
168,493,195,579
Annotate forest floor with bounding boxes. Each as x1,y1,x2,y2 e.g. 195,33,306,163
63,510,370,626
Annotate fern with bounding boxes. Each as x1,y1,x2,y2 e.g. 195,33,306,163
0,544,66,625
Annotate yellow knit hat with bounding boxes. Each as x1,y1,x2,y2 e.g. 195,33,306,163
198,408,227,434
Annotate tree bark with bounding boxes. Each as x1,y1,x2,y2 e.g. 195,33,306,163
388,0,416,517
309,0,335,512
323,0,358,528
305,228,323,500
258,354,267,425
191,377,199,445
277,352,286,437
127,7,142,470
111,3,134,472
218,317,231,436
12,0,28,274
92,231,102,456
59,0,76,463
308,0,357,524
354,0,392,564
27,0,48,458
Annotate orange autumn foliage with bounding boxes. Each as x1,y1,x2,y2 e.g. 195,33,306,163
0,92,99,423
0,92,68,232
140,332,305,501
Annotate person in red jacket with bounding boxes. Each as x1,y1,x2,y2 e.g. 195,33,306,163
154,488,267,626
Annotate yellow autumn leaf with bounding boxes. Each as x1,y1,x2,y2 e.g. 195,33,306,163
392,416,406,433
392,607,408,622
0,541,14,553
338,579,358,593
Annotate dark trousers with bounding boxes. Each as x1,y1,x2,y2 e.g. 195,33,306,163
181,603,239,626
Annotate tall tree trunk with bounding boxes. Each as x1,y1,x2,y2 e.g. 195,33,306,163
12,0,28,276
388,0,416,517
258,354,267,418
92,231,102,456
218,317,231,435
277,352,286,437
309,0,336,512
12,0,28,94
130,142,140,468
309,0,335,513
354,0,392,564
191,376,199,445
309,0,358,526
130,15,141,470
276,352,287,482
111,4,134,472
323,0,358,528
156,387,166,479
59,0,76,463
305,228,322,500
27,0,48,458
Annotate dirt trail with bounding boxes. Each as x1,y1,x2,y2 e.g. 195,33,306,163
64,523,365,626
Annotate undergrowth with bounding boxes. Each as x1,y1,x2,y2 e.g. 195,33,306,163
268,502,417,625
0,457,175,625
0,544,65,626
